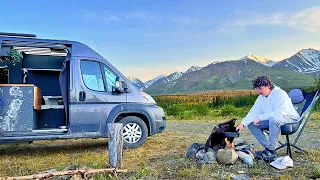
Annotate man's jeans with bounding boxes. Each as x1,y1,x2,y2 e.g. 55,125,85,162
248,116,299,150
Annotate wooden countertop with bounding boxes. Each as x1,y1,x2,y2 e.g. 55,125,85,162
0,84,35,86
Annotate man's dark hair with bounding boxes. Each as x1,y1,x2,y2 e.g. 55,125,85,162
252,75,274,90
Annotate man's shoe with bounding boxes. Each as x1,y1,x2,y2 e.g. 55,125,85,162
255,148,277,162
264,148,277,162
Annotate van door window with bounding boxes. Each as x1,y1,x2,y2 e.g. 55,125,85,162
102,65,117,92
80,60,105,92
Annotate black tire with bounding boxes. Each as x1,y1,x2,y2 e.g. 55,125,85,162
119,116,148,149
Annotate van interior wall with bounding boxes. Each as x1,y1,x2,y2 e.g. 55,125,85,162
24,54,65,96
23,54,67,129
0,54,66,86
23,54,65,70
27,70,61,96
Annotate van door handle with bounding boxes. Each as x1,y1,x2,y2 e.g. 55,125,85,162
79,91,86,102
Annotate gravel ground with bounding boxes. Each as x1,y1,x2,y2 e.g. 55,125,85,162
166,120,320,150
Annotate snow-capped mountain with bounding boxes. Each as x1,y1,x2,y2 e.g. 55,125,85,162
186,66,203,73
130,48,320,93
130,66,203,89
128,76,145,89
240,54,276,67
144,74,166,88
151,66,203,85
161,72,183,83
274,49,320,75
145,58,316,94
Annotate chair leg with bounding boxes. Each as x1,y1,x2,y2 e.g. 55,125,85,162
275,144,286,151
286,134,292,159
290,144,309,154
278,141,285,146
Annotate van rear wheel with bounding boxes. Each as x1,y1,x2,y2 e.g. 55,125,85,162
119,116,148,149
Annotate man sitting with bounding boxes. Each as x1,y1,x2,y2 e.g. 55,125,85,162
236,75,300,161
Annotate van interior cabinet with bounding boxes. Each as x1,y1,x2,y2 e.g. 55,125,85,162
36,109,65,129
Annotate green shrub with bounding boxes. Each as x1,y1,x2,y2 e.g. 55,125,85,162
194,103,210,116
211,94,258,108
166,104,186,116
220,105,238,116
178,110,195,119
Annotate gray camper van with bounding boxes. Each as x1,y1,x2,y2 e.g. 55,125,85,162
0,32,166,149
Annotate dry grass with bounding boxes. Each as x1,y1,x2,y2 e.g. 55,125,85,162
0,139,107,176
0,130,203,178
0,117,320,179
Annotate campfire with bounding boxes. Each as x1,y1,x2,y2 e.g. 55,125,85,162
225,138,235,149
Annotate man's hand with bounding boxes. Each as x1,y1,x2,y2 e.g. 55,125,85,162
236,123,244,132
253,118,261,126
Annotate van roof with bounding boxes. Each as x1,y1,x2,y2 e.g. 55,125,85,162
0,33,104,59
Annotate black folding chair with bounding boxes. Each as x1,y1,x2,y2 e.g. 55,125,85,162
274,88,320,158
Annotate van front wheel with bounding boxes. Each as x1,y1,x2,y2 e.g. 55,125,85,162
119,116,148,149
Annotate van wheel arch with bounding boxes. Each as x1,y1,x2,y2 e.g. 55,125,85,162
114,113,151,135
115,115,148,149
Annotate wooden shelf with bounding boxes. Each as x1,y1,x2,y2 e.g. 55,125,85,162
23,68,61,71
41,105,64,110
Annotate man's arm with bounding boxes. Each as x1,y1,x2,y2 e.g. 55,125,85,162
240,96,262,126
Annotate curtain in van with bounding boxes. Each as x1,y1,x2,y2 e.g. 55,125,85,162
59,52,71,114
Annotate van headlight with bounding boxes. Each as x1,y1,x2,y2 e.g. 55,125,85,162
141,92,156,104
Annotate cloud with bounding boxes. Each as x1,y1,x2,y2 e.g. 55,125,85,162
83,11,212,26
103,15,122,24
83,12,99,18
221,13,286,28
170,17,211,26
83,12,122,24
287,7,320,32
126,11,155,20
83,11,160,24
220,7,320,32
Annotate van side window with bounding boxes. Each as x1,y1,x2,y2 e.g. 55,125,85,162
102,65,117,92
80,60,105,92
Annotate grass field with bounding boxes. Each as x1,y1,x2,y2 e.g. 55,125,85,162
1,90,320,179
154,89,320,120
1,113,320,179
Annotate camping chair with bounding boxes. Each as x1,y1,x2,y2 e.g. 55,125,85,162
271,88,320,158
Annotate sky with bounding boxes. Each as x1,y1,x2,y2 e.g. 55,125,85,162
1,0,320,81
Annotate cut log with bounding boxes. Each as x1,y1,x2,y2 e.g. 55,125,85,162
108,123,124,168
2,168,127,180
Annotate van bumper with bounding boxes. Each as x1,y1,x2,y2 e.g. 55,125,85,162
145,105,166,135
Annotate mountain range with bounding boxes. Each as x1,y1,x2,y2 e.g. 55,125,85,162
128,48,320,95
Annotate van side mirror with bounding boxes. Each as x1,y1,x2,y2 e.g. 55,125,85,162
113,76,129,93
122,81,128,91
